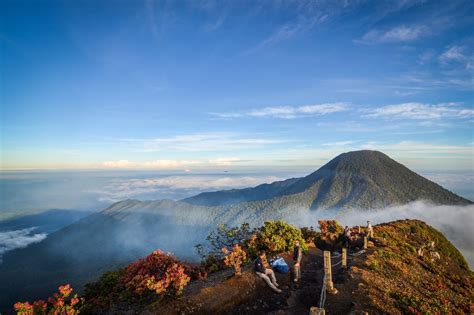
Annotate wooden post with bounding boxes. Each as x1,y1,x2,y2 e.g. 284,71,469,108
363,236,368,249
323,251,333,290
342,247,347,269
309,306,325,315
323,250,337,294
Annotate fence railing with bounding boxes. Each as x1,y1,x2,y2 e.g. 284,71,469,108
311,238,370,315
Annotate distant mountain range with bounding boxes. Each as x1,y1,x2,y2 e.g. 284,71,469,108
0,150,470,312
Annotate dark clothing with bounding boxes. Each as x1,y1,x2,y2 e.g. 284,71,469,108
293,246,302,263
343,235,351,247
254,257,266,273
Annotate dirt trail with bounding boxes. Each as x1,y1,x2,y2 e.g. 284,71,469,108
231,243,365,315
272,245,365,315
278,245,325,314
155,243,372,315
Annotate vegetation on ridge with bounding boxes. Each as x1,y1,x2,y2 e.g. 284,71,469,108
349,220,472,314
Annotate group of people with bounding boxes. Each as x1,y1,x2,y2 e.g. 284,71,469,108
342,220,374,247
254,222,375,293
254,239,302,293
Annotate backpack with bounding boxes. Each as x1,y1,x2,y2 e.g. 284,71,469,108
269,257,290,273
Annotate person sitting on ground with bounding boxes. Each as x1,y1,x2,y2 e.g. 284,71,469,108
292,239,302,282
367,220,374,238
343,225,351,247
254,250,282,293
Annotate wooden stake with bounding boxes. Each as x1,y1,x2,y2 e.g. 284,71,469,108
323,251,337,294
310,307,325,315
342,247,347,269
363,236,368,249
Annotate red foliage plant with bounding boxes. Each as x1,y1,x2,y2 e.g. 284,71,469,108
14,284,82,315
221,244,247,276
120,249,205,296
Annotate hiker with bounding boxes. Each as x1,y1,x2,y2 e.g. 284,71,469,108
255,250,282,293
367,221,374,238
292,239,302,282
343,226,351,247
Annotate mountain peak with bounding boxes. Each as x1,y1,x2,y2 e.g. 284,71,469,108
185,150,471,209
319,150,395,170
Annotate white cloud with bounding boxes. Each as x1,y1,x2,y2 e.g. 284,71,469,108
212,103,349,119
0,227,47,260
439,45,474,70
364,102,474,120
439,46,466,63
356,25,429,44
88,175,284,202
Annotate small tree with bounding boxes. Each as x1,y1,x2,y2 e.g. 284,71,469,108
221,244,247,276
206,223,253,258
258,220,307,254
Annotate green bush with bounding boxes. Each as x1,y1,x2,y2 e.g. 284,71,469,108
301,226,319,242
256,220,307,254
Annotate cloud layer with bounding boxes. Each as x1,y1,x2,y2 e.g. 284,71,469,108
363,102,474,120
211,103,350,119
88,175,284,202
0,227,47,261
357,25,429,44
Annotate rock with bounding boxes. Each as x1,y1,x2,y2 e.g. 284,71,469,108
417,248,424,257
430,251,441,260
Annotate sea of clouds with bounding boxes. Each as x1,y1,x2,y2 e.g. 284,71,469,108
0,227,47,261
88,174,285,202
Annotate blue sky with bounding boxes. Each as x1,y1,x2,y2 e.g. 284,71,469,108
1,0,473,171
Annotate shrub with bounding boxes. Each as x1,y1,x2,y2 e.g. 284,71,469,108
14,284,82,315
301,226,319,242
199,221,306,272
83,249,205,312
121,249,198,296
222,244,247,276
204,223,254,259
318,220,344,240
145,263,190,296
243,233,259,259
257,220,307,254
197,223,254,272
